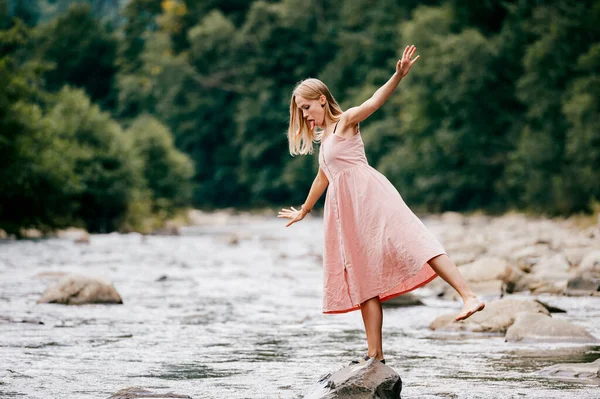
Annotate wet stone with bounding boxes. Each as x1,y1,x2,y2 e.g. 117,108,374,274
303,358,402,399
537,358,600,385
108,387,192,399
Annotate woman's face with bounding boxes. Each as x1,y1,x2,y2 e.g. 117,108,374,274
296,95,326,130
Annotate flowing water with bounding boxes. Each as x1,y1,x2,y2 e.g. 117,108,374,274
1,216,599,398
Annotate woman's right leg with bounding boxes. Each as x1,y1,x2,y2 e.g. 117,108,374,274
360,296,384,361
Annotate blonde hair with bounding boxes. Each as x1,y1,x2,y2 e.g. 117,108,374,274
288,78,343,155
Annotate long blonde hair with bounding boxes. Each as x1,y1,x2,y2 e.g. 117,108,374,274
288,78,343,155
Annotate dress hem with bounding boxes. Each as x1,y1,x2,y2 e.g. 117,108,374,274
321,252,445,315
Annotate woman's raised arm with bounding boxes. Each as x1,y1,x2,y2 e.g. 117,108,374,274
345,45,419,126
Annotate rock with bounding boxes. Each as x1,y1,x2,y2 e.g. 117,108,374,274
533,299,566,313
109,387,191,398
448,251,478,266
566,276,600,296
74,233,91,244
486,237,535,259
226,233,239,246
57,227,90,244
508,245,554,265
527,280,567,295
151,221,181,236
19,228,43,239
382,293,424,308
563,247,592,267
430,298,549,333
458,257,513,283
537,358,600,385
303,358,401,399
577,250,600,277
440,212,465,225
503,254,571,295
438,279,504,301
37,275,123,305
529,253,571,281
502,267,528,293
505,312,598,343
444,252,478,266
186,209,231,226
0,229,7,239
582,225,600,239
155,275,168,282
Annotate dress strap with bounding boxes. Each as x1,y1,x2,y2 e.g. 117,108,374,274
333,120,340,134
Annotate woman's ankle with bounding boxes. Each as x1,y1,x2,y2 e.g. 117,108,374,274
367,350,384,360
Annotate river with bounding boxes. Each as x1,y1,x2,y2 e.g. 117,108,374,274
1,216,599,398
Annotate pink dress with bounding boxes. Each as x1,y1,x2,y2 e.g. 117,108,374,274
318,124,446,314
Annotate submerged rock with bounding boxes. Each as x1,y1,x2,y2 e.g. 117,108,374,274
108,387,191,398
537,358,600,385
37,274,123,305
303,358,401,399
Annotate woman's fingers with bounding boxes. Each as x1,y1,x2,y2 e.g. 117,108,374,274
410,55,420,65
286,214,303,227
402,45,416,64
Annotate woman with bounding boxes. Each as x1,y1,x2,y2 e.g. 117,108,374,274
278,45,484,364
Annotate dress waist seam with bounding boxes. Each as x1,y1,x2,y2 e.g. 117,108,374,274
331,163,370,180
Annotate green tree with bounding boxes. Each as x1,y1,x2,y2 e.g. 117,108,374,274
505,1,600,213
33,3,118,108
0,21,80,234
561,42,600,211
378,5,511,212
118,0,162,74
46,87,146,232
126,115,195,213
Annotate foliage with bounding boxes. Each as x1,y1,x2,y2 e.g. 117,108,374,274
1,0,600,234
126,114,195,213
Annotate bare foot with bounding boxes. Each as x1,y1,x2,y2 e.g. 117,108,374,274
455,297,485,321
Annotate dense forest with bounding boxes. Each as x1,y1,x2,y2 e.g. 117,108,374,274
1,0,599,235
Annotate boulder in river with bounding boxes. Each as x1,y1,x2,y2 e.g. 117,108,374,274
429,298,549,333
577,250,600,278
505,312,598,343
537,358,600,385
37,274,123,305
458,257,513,283
566,276,600,296
303,358,401,399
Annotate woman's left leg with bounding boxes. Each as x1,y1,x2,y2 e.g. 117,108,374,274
427,254,485,321
359,296,384,361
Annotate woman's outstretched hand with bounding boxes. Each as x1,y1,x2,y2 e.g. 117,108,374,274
278,206,307,227
396,45,419,78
